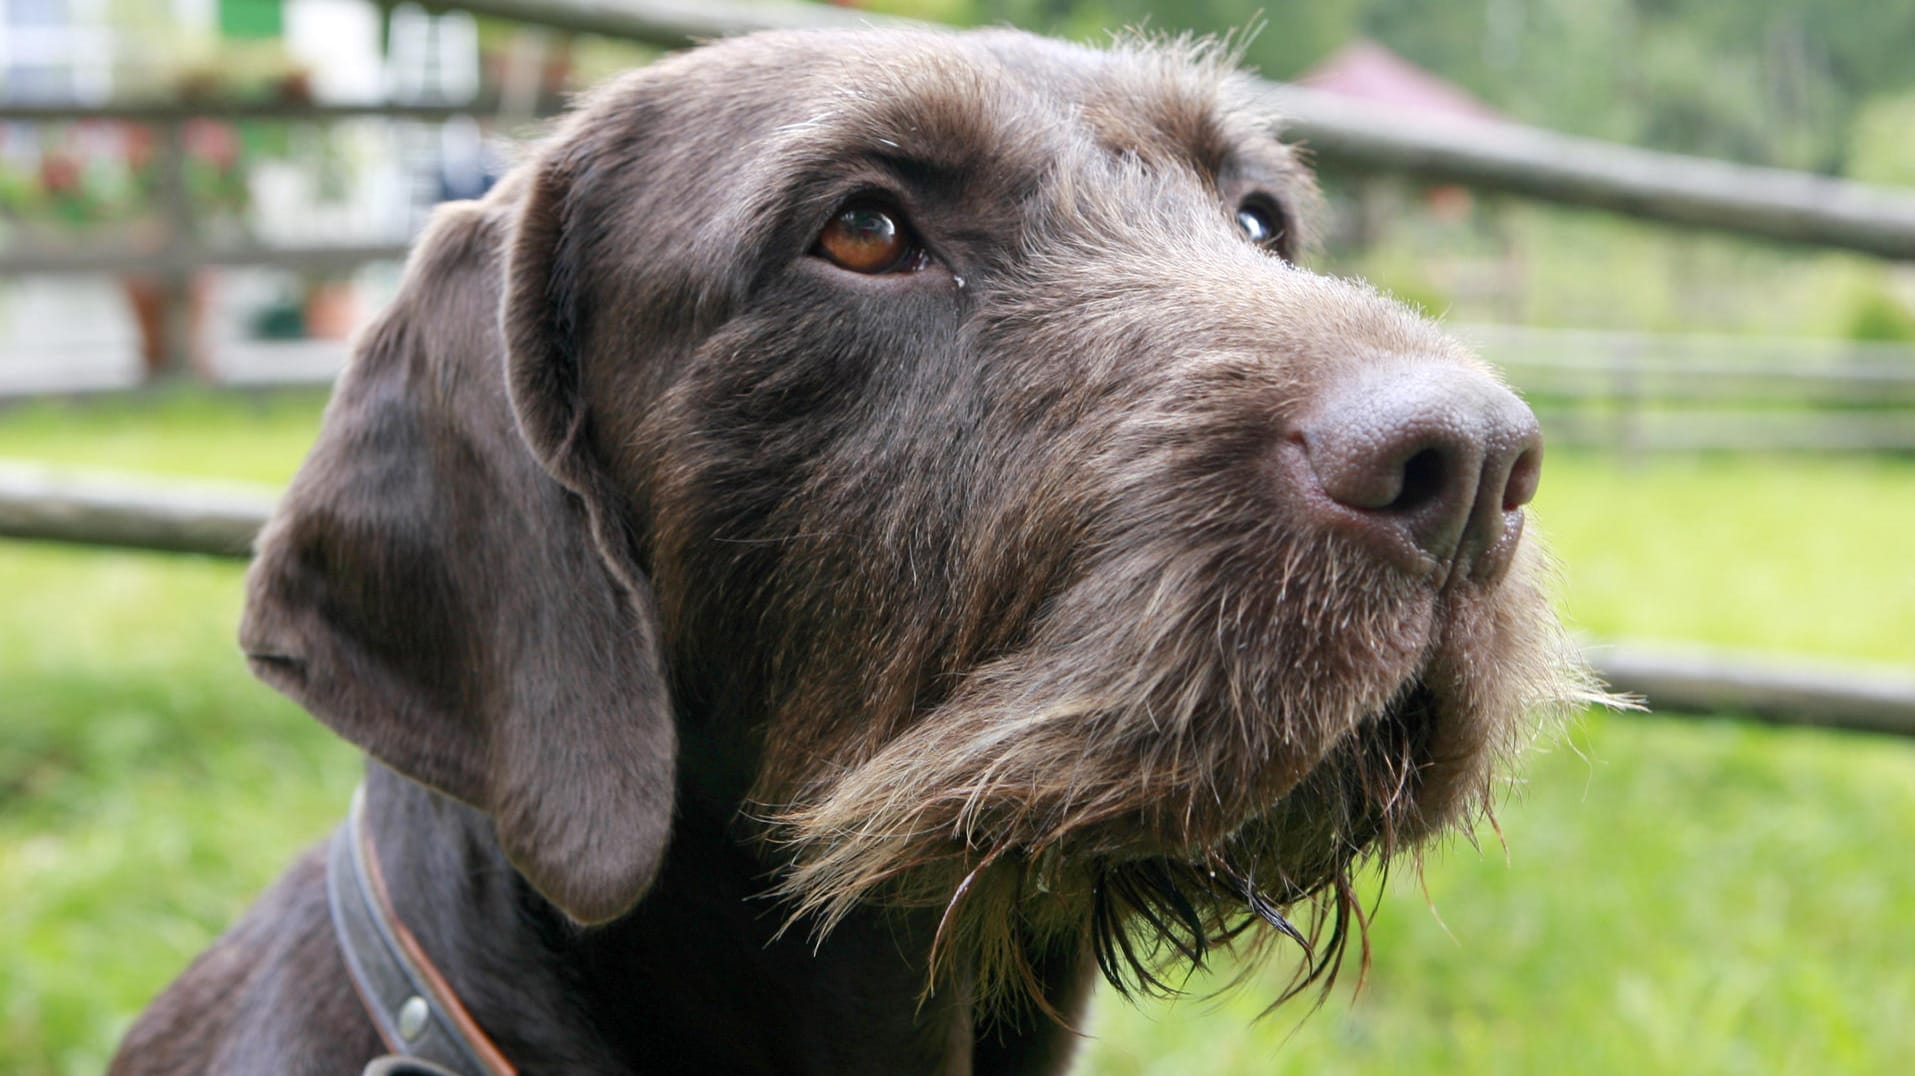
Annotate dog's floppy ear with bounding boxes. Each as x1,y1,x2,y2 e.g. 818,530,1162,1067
500,140,653,584
241,190,675,926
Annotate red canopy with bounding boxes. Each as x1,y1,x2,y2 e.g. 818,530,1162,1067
1298,40,1503,127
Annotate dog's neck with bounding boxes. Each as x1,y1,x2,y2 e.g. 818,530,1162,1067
363,764,1089,1074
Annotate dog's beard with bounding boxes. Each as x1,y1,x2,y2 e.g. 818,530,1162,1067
760,528,1606,1014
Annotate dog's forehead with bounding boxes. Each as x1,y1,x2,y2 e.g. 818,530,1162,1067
671,29,1286,181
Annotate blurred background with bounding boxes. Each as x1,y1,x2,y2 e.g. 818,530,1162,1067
1,1,1911,1073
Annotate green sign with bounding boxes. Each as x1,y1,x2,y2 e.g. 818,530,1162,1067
217,0,282,40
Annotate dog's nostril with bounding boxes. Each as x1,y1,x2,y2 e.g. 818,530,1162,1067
1503,446,1542,512
1392,448,1449,513
1297,362,1541,575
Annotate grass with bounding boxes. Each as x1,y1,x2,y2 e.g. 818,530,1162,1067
0,387,328,484
1531,453,1915,664
0,389,355,1072
1084,710,1915,1074
1,388,1912,1074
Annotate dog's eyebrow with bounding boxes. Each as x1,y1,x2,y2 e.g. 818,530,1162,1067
862,146,990,198
760,100,1043,212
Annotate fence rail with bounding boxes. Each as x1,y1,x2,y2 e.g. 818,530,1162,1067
1457,324,1915,453
13,325,1909,454
1,461,1910,737
1591,644,1915,739
0,463,272,558
0,241,413,279
5,0,1915,376
434,0,1915,260
2,0,1914,277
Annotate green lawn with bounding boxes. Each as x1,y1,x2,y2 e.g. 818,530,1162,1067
1,389,1911,1074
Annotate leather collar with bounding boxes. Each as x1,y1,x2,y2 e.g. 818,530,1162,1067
327,785,518,1076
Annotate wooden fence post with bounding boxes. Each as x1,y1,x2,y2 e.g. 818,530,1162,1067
154,118,200,379
1614,337,1645,467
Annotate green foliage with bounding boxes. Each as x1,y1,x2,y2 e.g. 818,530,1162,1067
1846,91,1915,187
1321,198,1908,338
1843,286,1915,343
1344,0,1882,174
2,392,1912,1074
965,0,1361,77
1353,258,1454,322
953,0,1915,179
862,0,980,23
0,128,253,237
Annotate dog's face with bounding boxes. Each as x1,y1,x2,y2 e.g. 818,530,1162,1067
244,28,1599,1009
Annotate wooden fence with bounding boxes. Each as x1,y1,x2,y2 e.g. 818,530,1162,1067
441,0,1915,258
1458,325,1915,455
0,97,530,375
6,0,1915,281
6,0,1915,377
12,324,1911,459
0,460,1910,737
2,0,1913,733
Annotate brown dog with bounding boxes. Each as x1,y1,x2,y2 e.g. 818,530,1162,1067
113,27,1598,1075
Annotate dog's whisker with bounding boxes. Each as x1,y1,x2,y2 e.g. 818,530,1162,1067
1243,883,1311,953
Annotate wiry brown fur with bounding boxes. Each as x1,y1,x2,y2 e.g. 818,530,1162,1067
119,27,1610,1074
682,34,1605,1007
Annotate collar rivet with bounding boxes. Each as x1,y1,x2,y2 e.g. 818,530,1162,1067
398,996,431,1041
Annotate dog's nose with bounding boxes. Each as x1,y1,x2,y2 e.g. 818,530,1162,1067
1296,362,1542,579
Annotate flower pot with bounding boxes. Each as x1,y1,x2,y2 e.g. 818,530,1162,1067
302,280,359,340
122,273,212,379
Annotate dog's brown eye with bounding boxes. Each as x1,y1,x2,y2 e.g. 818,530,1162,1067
1237,203,1285,252
815,206,924,274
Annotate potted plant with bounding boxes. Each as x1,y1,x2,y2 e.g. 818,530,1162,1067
119,118,255,377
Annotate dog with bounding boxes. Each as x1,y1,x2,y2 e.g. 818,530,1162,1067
112,26,1600,1075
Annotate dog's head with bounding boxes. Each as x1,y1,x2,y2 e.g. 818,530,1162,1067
243,28,1603,1007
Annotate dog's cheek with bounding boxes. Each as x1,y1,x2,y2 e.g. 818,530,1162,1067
639,277,974,676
